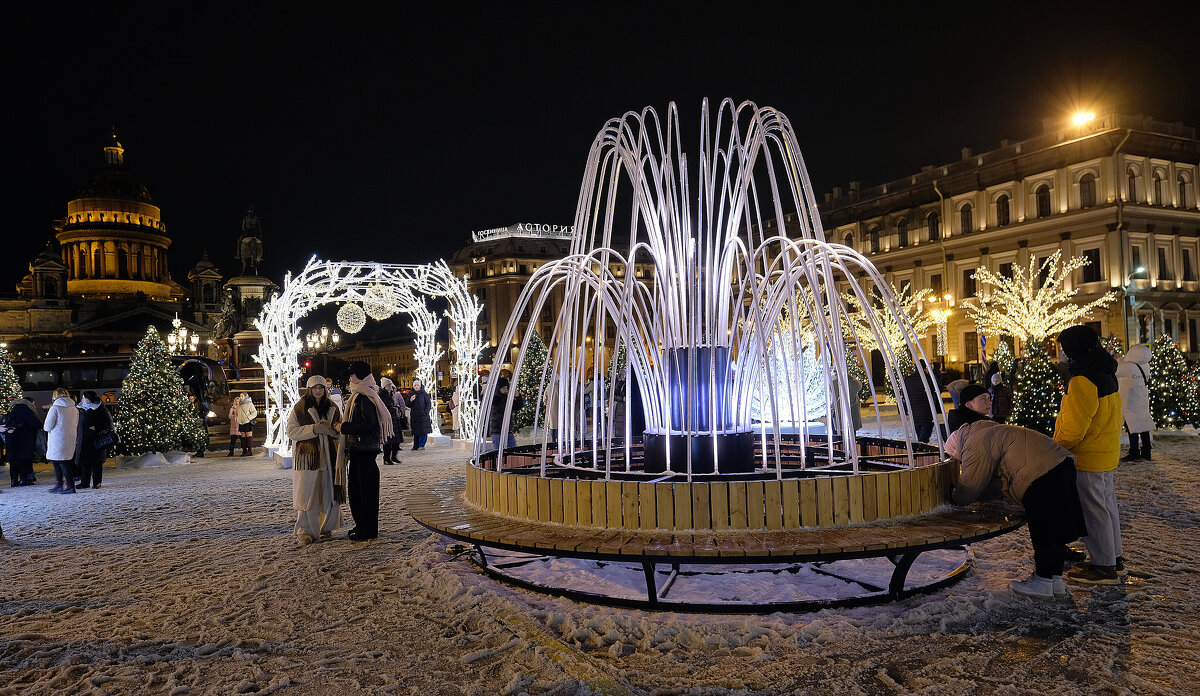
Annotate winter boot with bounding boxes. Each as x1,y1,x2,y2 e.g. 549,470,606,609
1051,575,1067,597
1063,545,1087,562
1115,556,1128,577
1120,450,1142,462
1010,573,1055,598
242,435,253,456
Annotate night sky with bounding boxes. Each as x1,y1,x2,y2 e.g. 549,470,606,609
7,4,1199,292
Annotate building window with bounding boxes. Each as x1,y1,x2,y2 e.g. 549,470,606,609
930,273,943,295
1037,257,1051,287
1080,248,1102,283
1181,173,1194,208
1184,249,1196,282
93,249,103,277
844,232,854,248
1154,171,1166,205
1079,173,1097,208
1131,245,1143,273
999,262,1014,279
959,204,974,234
900,279,912,295
1035,184,1051,218
896,219,908,247
1191,319,1198,353
965,331,979,363
869,227,880,253
927,211,940,241
1158,247,1173,281
962,268,976,298
995,194,1010,226
1127,166,1139,202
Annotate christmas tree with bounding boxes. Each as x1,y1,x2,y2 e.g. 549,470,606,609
991,341,1014,380
117,326,208,455
0,346,22,415
512,331,548,430
1148,335,1191,429
1010,342,1064,436
1101,334,1125,358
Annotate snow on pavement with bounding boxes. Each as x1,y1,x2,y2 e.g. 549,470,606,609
2,430,1199,695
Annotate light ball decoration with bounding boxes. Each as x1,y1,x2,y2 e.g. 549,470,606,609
337,302,367,334
363,284,395,320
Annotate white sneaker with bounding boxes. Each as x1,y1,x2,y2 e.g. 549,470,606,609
1011,574,1055,598
1051,575,1067,597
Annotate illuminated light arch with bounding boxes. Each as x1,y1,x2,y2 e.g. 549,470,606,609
256,256,485,454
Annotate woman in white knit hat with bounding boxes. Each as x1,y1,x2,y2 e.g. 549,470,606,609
286,375,343,543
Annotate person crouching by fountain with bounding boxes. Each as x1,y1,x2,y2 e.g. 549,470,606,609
946,383,991,435
74,391,113,489
335,361,393,542
44,388,79,494
946,420,1085,598
286,376,342,544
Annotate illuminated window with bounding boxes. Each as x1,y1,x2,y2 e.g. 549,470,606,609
1127,166,1139,202
1035,185,1051,218
995,194,1010,226
959,204,973,234
1180,173,1194,208
1154,171,1166,206
1080,173,1097,208
926,211,940,241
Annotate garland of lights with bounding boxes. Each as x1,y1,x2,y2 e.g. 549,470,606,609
254,257,485,454
0,346,23,415
407,297,446,435
963,251,1116,342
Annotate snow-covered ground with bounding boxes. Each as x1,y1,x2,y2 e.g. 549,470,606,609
2,423,1199,695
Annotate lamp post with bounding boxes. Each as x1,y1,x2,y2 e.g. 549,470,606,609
167,314,202,355
1122,265,1147,346
303,324,340,376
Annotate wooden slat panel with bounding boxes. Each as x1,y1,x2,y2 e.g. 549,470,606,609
691,483,711,530
549,479,564,524
799,478,818,527
728,482,749,530
832,476,850,526
710,481,730,531
466,467,475,503
862,473,878,522
781,479,800,529
848,474,864,524
875,473,891,520
898,470,912,516
745,481,766,530
508,475,519,518
764,481,783,531
621,482,639,528
673,484,693,530
516,476,528,519
590,481,606,527
655,483,674,529
498,474,511,516
638,482,658,529
918,466,932,513
816,477,834,527
562,480,578,525
606,481,623,528
888,471,903,518
537,478,551,522
491,471,501,514
576,479,592,526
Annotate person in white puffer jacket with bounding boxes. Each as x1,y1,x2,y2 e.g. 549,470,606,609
1116,343,1154,461
44,388,80,494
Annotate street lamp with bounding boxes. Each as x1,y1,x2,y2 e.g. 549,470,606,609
929,292,954,363
167,314,202,355
303,324,340,375
1122,265,1147,345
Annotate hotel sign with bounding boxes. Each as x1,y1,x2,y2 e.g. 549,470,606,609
471,223,575,243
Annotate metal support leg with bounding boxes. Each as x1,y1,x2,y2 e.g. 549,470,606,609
887,551,919,597
642,562,658,604
473,544,489,569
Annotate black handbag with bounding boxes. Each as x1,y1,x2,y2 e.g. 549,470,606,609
95,427,119,451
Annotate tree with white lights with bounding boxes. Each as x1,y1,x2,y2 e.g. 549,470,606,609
1010,341,1063,436
0,346,21,415
514,331,547,430
752,312,828,425
1148,334,1191,429
842,283,936,397
118,326,208,455
962,251,1116,346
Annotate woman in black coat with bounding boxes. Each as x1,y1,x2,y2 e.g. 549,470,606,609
1,398,41,486
407,380,433,451
74,391,113,489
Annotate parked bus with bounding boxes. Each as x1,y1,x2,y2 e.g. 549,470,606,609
13,355,230,411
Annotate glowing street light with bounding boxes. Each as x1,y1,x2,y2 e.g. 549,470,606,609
1073,112,1095,126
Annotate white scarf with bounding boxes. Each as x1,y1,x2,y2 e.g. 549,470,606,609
335,375,395,482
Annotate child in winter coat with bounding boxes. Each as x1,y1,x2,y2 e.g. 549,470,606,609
947,419,1086,598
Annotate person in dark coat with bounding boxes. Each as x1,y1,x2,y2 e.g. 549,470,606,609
1,397,41,486
335,361,392,541
74,391,113,489
487,377,525,450
989,373,1014,424
407,379,433,451
946,383,992,435
378,377,404,464
902,361,937,443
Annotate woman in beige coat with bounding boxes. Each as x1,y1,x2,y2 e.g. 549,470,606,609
946,419,1086,599
285,376,342,543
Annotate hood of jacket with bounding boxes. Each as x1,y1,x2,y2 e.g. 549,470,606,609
53,396,76,408
1125,343,1152,366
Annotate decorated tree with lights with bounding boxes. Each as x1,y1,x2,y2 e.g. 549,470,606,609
0,346,22,415
1101,334,1125,358
1010,341,1064,436
1148,335,1192,429
513,331,548,430
845,347,872,403
751,318,829,425
117,326,208,455
962,251,1116,352
1187,362,1200,429
991,341,1015,380
842,283,937,398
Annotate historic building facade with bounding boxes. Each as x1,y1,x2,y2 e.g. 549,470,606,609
805,113,1200,372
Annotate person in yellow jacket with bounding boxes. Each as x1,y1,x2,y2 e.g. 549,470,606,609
1053,325,1125,585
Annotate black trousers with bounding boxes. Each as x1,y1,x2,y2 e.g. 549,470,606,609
79,452,104,487
347,449,380,537
1022,458,1086,578
1128,431,1151,456
914,421,934,443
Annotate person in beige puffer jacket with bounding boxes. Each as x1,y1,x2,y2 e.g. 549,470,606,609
946,419,1086,599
